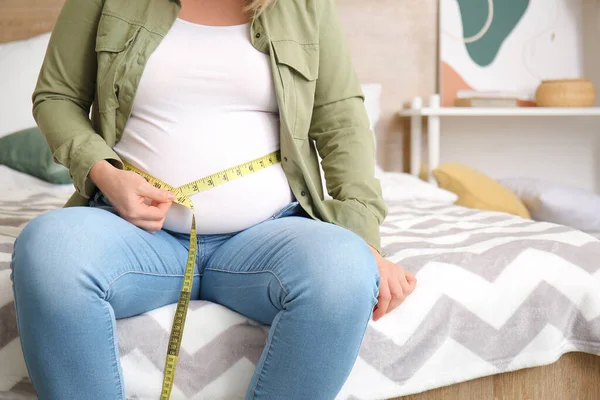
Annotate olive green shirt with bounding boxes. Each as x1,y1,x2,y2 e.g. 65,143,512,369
33,0,387,251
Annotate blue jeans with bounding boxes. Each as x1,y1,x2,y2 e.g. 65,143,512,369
11,195,379,400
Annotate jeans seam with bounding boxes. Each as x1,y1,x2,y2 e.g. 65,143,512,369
203,268,289,296
104,271,201,298
198,240,206,277
12,280,36,397
104,299,125,399
250,310,285,400
352,303,376,365
268,201,299,220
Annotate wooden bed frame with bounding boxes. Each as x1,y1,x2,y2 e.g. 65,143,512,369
1,1,599,399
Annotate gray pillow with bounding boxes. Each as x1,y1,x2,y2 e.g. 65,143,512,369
499,178,600,234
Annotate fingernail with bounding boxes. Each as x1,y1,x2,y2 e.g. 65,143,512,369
167,193,175,200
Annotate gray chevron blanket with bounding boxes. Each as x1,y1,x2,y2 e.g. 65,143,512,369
1,189,599,400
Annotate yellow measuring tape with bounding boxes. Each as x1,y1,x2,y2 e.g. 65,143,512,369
124,150,281,400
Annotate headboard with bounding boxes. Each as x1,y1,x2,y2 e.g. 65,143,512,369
0,0,439,172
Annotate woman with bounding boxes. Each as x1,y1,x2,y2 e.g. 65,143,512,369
10,0,417,398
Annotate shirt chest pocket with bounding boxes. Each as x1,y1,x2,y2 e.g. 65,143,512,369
272,41,319,140
95,14,142,113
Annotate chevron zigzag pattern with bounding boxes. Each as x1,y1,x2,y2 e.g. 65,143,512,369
1,193,599,400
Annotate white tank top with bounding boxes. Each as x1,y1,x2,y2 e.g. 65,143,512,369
114,19,294,234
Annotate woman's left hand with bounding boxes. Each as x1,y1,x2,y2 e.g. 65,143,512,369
369,246,417,321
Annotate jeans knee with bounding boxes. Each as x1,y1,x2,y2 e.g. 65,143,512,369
12,211,59,281
11,208,100,305
327,242,378,312
294,226,379,321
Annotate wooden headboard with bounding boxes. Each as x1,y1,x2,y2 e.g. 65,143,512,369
0,0,438,172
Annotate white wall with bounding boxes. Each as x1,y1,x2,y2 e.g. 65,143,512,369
437,0,600,193
439,118,600,191
583,0,600,106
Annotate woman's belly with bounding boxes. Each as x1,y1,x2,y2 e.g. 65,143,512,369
114,112,294,234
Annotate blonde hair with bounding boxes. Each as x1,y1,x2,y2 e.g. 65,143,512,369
246,0,276,16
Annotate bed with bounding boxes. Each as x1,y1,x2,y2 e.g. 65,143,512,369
1,166,599,400
1,1,600,399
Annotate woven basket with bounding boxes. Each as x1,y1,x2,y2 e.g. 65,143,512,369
535,78,596,107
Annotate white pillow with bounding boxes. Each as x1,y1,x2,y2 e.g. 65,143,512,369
316,83,458,205
361,83,384,176
0,33,51,137
0,165,73,196
378,171,458,204
500,178,600,234
361,83,382,135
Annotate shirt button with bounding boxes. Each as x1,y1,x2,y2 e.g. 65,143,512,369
255,32,261,39
301,190,306,197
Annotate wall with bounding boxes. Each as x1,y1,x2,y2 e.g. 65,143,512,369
440,117,599,190
339,0,600,193
0,0,64,43
583,0,600,105
440,0,600,192
2,0,598,191
336,0,438,173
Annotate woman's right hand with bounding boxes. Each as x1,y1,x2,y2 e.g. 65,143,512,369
89,160,175,232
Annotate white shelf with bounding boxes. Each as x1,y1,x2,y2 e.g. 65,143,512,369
398,94,600,185
398,106,600,117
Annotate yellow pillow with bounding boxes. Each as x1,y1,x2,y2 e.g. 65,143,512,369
432,163,531,218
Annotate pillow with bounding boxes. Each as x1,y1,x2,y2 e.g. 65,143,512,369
0,33,51,138
432,163,531,218
499,178,600,233
361,84,382,135
378,171,458,204
0,165,74,194
0,127,71,184
361,83,383,175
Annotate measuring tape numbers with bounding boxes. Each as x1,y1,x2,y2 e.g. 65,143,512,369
123,150,281,399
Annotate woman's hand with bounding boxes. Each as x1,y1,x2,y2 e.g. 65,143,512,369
90,160,175,233
369,246,417,321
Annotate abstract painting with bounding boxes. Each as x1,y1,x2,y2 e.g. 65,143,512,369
440,0,585,106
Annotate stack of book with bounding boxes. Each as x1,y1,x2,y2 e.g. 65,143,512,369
454,90,528,107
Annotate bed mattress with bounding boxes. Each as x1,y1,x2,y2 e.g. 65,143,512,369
1,171,599,399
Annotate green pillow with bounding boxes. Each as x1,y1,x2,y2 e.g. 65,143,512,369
0,127,72,184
